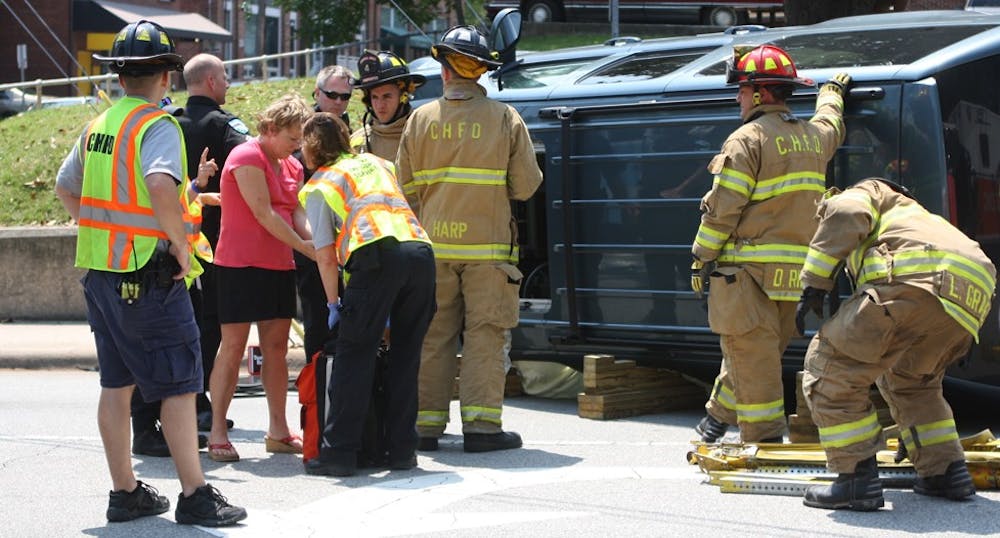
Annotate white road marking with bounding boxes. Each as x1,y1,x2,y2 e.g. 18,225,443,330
203,466,697,537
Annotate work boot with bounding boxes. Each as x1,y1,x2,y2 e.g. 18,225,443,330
304,450,357,477
389,453,418,471
464,431,523,453
803,456,884,511
106,480,170,522
914,460,976,500
175,484,247,527
695,415,728,443
417,437,439,451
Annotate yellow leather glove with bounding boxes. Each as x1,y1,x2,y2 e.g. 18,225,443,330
820,72,852,98
691,258,713,299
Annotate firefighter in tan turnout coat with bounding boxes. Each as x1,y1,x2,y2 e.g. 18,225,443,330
691,44,849,444
798,178,996,511
396,25,543,453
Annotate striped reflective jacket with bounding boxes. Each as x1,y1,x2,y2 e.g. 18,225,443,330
299,152,429,267
801,179,997,339
693,91,845,300
396,78,542,264
75,97,190,272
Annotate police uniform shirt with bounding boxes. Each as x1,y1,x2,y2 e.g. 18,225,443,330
176,95,249,248
56,116,185,197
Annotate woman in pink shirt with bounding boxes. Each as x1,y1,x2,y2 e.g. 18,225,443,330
208,94,315,462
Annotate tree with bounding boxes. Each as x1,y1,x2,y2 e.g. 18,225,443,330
783,0,909,26
273,0,442,47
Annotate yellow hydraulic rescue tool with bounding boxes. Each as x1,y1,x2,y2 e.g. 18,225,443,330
688,430,1000,496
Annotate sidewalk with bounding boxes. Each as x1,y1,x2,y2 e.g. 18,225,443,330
0,320,307,370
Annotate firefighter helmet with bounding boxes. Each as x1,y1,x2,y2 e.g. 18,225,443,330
725,44,813,88
356,50,426,92
93,20,184,75
431,25,502,71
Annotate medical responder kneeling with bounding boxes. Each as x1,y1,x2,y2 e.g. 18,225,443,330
299,112,436,477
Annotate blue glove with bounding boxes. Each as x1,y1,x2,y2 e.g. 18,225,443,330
327,302,341,330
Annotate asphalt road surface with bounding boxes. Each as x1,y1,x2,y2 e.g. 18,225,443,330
1,369,999,538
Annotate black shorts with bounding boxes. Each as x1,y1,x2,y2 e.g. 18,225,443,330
216,266,297,323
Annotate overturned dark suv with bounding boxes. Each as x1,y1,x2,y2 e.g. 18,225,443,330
482,9,1000,391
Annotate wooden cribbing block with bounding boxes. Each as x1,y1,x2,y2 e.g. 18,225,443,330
578,354,706,420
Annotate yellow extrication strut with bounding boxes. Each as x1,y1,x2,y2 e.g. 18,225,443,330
688,430,1000,496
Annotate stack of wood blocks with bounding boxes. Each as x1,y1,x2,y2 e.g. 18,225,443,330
577,354,706,420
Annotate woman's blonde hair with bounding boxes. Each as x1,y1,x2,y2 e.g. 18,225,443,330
302,112,355,168
257,93,312,134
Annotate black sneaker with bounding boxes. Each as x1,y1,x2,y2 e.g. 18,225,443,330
132,429,170,457
175,484,247,527
464,431,523,453
305,453,357,477
107,481,170,522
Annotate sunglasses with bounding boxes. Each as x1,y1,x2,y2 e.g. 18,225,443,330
319,89,352,101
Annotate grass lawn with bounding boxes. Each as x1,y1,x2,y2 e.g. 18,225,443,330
0,78,368,226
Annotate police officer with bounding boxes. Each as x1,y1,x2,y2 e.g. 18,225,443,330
130,53,248,456
350,50,426,160
798,178,996,511
299,113,436,476
54,20,245,526
691,45,849,444
397,26,543,453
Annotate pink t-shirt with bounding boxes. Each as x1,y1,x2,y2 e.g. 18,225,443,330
214,138,304,270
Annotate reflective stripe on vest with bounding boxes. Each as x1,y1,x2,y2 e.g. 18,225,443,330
299,153,429,266
817,411,881,450
899,418,959,454
76,98,187,271
460,405,503,425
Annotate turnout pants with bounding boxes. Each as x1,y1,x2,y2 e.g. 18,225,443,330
803,284,971,475
321,240,435,461
418,262,521,436
705,266,796,442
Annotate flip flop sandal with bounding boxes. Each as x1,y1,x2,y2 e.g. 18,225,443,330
208,442,240,462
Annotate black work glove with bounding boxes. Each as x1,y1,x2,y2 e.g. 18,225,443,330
820,72,852,99
691,258,714,299
795,286,827,336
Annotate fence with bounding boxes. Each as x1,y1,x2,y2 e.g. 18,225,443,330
0,38,390,108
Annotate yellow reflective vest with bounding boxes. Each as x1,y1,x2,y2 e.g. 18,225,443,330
298,152,429,267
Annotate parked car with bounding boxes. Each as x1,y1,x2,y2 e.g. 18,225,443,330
0,88,40,117
481,8,1000,392
485,0,783,26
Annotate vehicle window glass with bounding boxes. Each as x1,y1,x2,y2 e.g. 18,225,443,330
500,59,600,89
412,75,442,102
936,54,1000,236
579,50,714,84
699,26,995,75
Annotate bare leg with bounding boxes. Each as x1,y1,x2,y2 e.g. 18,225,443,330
160,392,206,496
259,317,293,439
209,322,251,446
98,385,137,492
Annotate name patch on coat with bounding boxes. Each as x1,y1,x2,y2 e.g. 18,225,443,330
763,263,802,295
938,271,990,322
